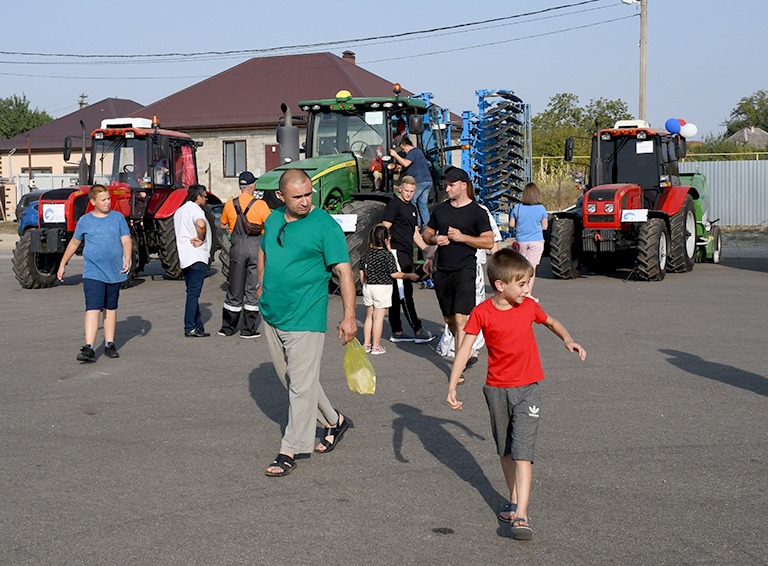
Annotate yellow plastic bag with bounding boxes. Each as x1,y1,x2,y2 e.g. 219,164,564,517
344,338,376,395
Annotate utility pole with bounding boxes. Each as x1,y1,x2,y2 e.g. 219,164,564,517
639,0,647,120
78,93,88,110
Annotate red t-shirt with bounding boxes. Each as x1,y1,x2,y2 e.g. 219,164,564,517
464,297,549,388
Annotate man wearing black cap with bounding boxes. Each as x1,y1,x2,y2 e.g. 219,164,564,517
422,166,494,365
218,171,271,337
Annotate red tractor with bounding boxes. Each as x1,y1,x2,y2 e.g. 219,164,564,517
550,119,719,281
12,117,221,288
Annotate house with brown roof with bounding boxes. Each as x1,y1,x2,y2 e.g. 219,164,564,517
136,51,425,198
1,98,143,218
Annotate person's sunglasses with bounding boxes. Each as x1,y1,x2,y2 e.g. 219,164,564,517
276,222,287,247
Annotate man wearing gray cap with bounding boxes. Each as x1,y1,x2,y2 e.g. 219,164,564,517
218,171,271,337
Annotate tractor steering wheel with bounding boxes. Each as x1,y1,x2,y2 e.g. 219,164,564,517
350,141,370,156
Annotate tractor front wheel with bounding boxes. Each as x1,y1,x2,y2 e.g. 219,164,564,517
668,195,696,273
12,231,62,289
549,218,580,279
121,234,142,289
705,226,722,264
637,218,669,281
218,233,231,279
338,200,386,292
157,218,182,279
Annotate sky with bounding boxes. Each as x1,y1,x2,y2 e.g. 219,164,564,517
1,0,765,143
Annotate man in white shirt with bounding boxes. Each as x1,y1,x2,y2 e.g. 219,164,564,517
173,184,212,337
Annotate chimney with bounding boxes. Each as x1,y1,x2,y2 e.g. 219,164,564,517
342,50,356,64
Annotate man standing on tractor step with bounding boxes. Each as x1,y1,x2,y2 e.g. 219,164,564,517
257,169,356,478
390,135,433,228
174,184,212,338
218,171,271,338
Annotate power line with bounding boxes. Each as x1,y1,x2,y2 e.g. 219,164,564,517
0,10,634,81
364,14,638,64
0,0,607,61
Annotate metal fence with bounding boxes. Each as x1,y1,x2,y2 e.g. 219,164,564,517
678,160,768,226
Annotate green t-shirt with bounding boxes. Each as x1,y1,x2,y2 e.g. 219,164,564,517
260,206,350,332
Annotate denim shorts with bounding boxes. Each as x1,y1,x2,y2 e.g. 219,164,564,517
83,278,121,311
483,382,541,461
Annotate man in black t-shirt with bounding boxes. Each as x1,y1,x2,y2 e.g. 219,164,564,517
423,166,494,358
382,176,436,344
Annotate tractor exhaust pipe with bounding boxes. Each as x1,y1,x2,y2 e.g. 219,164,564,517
277,103,300,165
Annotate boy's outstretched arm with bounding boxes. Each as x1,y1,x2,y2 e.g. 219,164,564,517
544,316,587,360
446,331,478,410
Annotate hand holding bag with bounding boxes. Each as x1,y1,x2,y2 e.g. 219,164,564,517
344,338,376,394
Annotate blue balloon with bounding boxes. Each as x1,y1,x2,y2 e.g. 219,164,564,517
665,118,681,134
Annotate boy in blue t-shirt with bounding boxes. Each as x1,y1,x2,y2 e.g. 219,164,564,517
57,185,132,362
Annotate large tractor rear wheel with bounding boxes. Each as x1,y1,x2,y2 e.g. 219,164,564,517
637,218,669,281
157,218,182,279
549,218,580,279
338,200,386,292
12,231,62,289
668,195,696,273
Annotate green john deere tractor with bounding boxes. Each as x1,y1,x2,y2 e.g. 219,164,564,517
235,86,451,288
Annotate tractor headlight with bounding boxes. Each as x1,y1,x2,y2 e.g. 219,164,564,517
587,203,597,213
605,204,615,213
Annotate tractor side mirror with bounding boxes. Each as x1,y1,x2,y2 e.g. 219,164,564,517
676,137,687,159
564,138,574,162
64,137,72,162
408,114,424,135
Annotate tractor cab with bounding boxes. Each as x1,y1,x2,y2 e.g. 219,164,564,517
587,120,685,210
83,117,200,220
298,87,448,197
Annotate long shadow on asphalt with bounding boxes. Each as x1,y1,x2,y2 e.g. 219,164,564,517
115,315,152,347
719,257,768,274
391,403,506,515
660,349,768,396
248,363,289,434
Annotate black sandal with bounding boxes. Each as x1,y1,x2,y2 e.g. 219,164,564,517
265,453,296,477
315,414,351,454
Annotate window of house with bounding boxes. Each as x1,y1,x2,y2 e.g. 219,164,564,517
223,140,247,177
63,167,80,174
22,167,53,175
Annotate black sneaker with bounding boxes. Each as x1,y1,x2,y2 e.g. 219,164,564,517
104,342,119,358
185,328,210,338
77,345,96,362
217,328,236,337
389,332,415,343
240,330,261,339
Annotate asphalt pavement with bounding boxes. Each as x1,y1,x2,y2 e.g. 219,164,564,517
1,247,766,565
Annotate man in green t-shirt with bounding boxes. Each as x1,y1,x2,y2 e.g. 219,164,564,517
257,169,357,477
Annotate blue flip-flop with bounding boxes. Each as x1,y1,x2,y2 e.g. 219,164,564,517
498,502,517,523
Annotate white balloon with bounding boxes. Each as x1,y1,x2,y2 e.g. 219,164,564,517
680,123,698,138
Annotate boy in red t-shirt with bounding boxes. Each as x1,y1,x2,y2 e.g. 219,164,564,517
447,248,586,540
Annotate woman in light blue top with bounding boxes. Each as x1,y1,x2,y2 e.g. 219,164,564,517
511,183,548,301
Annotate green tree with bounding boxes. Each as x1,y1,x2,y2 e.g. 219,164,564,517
582,97,631,132
0,94,53,138
531,93,631,157
723,90,768,136
531,93,584,157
